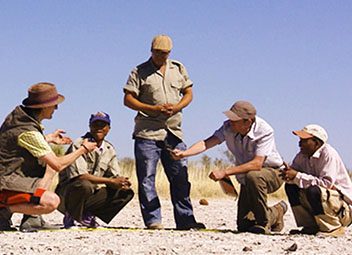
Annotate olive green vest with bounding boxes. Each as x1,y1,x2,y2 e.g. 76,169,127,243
0,106,46,179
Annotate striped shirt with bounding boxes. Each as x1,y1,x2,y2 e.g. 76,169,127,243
18,131,52,158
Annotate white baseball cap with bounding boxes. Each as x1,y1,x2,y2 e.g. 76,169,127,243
293,124,328,143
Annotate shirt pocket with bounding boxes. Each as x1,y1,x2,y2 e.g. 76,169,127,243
168,80,184,103
140,80,165,104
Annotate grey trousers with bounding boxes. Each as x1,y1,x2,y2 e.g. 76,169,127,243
58,179,134,224
237,168,283,231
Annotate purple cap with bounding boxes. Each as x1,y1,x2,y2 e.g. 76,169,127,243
89,112,111,125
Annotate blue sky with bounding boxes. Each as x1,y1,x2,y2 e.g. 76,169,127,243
1,1,351,168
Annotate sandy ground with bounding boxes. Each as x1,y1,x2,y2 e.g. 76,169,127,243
1,198,351,255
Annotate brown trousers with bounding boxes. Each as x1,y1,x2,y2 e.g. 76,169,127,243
57,179,134,223
237,168,283,231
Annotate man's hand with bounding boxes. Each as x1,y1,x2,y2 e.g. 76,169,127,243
161,103,179,117
46,129,72,145
279,163,298,182
107,176,132,190
81,139,97,153
209,170,227,181
170,148,184,160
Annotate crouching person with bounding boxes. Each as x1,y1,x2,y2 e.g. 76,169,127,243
282,124,352,236
56,112,134,228
0,82,97,232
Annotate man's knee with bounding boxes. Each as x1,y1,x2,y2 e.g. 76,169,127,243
124,189,135,202
40,191,60,212
285,183,301,206
245,170,263,187
306,186,322,201
306,186,324,215
68,179,95,195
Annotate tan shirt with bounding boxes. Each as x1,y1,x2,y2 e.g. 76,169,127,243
58,138,120,186
124,58,193,141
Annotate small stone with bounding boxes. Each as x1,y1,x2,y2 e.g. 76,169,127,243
105,249,114,255
285,243,298,252
199,199,209,205
243,246,252,252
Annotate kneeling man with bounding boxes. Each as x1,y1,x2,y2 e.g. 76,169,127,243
282,124,352,236
56,112,134,228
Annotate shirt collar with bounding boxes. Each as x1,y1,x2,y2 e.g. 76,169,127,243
246,121,257,140
148,58,170,73
311,143,326,158
235,119,256,140
95,140,105,154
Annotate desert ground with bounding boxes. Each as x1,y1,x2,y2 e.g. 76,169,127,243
1,197,351,255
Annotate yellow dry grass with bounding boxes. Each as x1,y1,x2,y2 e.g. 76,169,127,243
119,160,287,200
50,145,287,200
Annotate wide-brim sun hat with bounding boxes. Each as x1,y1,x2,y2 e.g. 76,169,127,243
22,82,65,108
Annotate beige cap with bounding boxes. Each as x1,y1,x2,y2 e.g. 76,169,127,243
224,100,257,121
293,124,328,143
151,34,173,51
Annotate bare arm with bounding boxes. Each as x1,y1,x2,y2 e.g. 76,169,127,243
172,86,193,112
172,135,221,160
78,174,131,190
39,139,97,172
123,91,164,113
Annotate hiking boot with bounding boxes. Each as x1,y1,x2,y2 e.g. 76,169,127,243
147,222,164,230
318,227,345,237
20,215,58,232
0,208,16,231
79,212,99,228
248,225,270,235
63,212,76,229
289,226,319,235
271,200,288,232
177,222,206,231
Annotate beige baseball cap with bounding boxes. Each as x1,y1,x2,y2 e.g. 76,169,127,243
223,100,257,121
293,124,328,143
151,34,173,51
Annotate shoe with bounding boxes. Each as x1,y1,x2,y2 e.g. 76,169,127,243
0,208,16,231
63,212,76,229
147,222,164,230
248,225,270,235
20,215,59,232
289,226,319,235
318,227,345,237
271,200,288,232
177,222,206,230
79,212,99,228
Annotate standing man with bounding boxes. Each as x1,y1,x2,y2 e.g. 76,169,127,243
282,124,352,236
56,112,134,228
0,82,97,231
123,34,204,230
172,100,287,234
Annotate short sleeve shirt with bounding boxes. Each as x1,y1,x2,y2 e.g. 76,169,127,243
18,131,53,158
59,138,120,184
123,58,193,141
213,117,283,184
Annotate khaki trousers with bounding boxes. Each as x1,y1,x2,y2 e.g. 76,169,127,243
286,184,352,232
237,168,283,231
